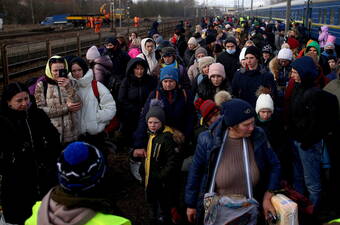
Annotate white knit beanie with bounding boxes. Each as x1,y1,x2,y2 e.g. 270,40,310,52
86,46,101,61
255,94,274,114
277,48,293,61
188,37,198,46
239,47,247,62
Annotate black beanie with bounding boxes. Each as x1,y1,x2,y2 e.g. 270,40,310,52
70,57,89,75
222,98,255,127
224,37,237,46
245,46,261,59
205,34,216,45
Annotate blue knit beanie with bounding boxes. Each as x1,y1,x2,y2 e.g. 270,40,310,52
160,66,179,82
222,98,255,127
57,142,106,193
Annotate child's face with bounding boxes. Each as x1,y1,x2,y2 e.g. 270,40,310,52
147,117,162,133
328,59,336,70
258,109,273,121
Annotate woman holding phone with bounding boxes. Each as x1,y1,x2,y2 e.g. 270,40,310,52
34,55,81,145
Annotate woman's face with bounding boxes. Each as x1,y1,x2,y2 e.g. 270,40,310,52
51,63,65,80
162,79,177,91
134,64,145,78
7,91,30,111
71,64,84,80
130,33,137,40
291,68,301,83
210,74,223,87
202,65,210,75
145,41,155,54
258,109,273,121
163,55,175,64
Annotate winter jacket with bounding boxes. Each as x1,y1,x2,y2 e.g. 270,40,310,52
68,69,116,136
91,55,113,88
137,38,158,74
25,190,131,225
324,72,340,120
102,48,131,82
275,33,285,51
185,119,281,218
118,58,157,135
128,47,141,59
35,57,80,144
141,126,182,206
152,60,191,90
216,48,241,81
287,57,339,148
184,48,196,67
318,26,329,48
187,60,200,83
176,35,188,59
232,66,277,107
196,76,231,101
0,103,60,224
133,87,195,149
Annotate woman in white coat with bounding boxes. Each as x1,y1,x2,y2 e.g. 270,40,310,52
137,38,158,74
68,57,116,149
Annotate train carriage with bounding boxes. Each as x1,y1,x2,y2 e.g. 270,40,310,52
247,0,340,45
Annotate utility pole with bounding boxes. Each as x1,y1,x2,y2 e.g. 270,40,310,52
30,0,35,24
285,0,292,35
250,0,253,17
110,0,116,34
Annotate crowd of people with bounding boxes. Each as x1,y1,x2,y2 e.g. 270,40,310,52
0,15,340,225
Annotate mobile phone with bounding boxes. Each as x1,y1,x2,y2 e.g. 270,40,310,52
59,69,68,78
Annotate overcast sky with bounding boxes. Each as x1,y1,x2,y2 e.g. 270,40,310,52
195,0,263,7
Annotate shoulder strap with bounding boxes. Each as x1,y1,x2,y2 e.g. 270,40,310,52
182,89,187,103
91,80,102,110
155,89,160,100
242,138,253,199
142,53,150,73
42,80,48,98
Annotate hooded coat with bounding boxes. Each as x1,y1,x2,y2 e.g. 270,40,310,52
305,40,331,76
35,56,81,143
0,94,60,224
68,69,116,136
137,38,158,74
287,56,339,148
318,25,329,48
118,58,157,136
196,76,232,101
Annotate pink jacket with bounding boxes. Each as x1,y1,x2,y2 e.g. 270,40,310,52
318,26,329,48
128,47,141,58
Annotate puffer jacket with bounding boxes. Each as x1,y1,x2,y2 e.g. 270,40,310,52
91,55,113,88
318,25,329,48
69,69,116,135
187,60,200,83
118,58,157,135
137,38,158,74
35,57,80,143
185,118,281,220
324,72,340,120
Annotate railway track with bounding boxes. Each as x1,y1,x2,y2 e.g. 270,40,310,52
0,18,197,93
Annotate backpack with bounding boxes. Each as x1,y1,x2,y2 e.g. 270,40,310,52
26,76,48,97
91,80,120,133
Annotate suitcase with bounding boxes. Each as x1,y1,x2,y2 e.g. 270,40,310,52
271,194,299,225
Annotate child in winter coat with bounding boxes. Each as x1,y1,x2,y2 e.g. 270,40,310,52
133,99,182,225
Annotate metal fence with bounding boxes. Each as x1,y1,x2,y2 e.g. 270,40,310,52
0,18,197,86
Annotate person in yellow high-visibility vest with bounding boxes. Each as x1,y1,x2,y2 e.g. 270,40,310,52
25,142,131,225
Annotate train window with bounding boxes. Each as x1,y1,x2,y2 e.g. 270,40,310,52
323,9,327,24
318,9,322,23
330,9,334,24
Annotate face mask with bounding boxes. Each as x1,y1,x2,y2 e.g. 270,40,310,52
325,49,334,55
226,49,236,54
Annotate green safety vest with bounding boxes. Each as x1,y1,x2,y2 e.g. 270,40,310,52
329,218,340,223
25,201,131,225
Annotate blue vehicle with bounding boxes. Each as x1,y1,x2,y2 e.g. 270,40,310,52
247,0,340,46
40,14,70,25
